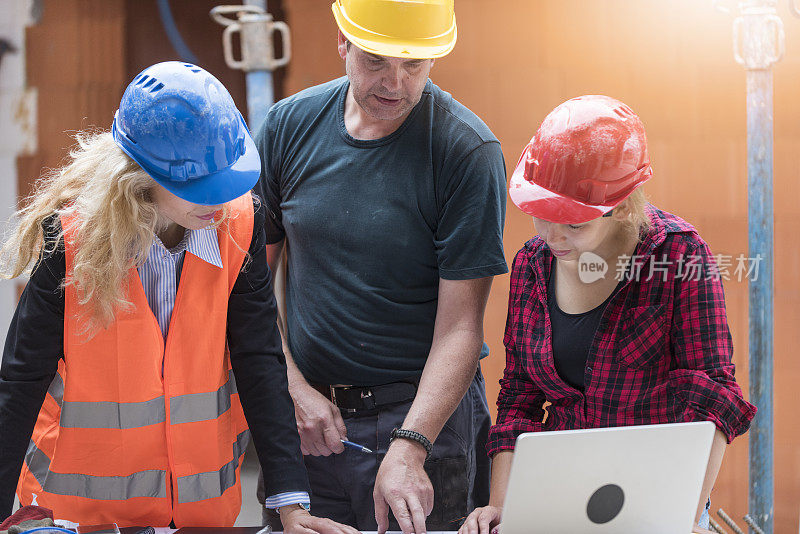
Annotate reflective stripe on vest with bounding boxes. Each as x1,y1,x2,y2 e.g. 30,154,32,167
47,372,64,406
170,370,238,425
175,429,249,503
23,430,249,502
48,370,238,430
24,440,167,499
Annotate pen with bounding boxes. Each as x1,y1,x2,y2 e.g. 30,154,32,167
341,439,373,453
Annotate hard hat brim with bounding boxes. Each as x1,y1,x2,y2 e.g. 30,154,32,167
156,128,260,206
115,114,262,206
332,2,457,59
509,153,618,225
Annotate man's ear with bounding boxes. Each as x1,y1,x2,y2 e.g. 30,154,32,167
337,30,348,60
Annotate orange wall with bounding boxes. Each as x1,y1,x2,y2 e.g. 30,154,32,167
19,0,127,200
278,0,799,530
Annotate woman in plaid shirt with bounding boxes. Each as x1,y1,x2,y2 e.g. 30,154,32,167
459,96,756,534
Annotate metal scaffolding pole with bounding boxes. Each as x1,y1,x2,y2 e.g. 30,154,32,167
745,66,774,534
243,0,272,127
211,1,291,128
730,1,783,532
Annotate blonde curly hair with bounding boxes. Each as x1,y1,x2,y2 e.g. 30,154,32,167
1,130,230,331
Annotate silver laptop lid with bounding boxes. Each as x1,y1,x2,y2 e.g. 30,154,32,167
501,421,715,534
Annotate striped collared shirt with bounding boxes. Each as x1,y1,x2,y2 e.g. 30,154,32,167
137,226,310,511
138,227,223,338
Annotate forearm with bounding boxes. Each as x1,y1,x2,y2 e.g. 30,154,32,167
487,450,514,509
272,251,290,357
266,241,308,391
402,277,492,442
284,346,311,391
401,327,482,442
271,287,308,392
274,329,308,392
696,428,727,523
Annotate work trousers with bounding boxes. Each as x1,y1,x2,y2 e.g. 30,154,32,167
258,368,492,531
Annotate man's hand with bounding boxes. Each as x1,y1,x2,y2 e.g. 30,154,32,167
279,505,360,534
457,505,502,534
374,438,433,534
289,382,347,456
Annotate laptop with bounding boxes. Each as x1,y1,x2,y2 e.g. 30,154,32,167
501,421,716,534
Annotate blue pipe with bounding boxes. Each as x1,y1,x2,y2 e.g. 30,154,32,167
246,70,274,130
157,0,199,64
746,68,774,534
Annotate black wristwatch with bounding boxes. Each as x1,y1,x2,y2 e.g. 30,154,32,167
390,427,433,458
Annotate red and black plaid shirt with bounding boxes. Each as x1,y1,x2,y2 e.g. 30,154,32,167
487,206,757,456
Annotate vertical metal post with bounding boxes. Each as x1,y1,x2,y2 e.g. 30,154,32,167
731,1,783,532
746,67,774,533
245,70,273,128
243,0,272,127
211,1,291,129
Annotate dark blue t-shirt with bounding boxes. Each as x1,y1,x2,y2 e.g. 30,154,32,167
255,77,508,385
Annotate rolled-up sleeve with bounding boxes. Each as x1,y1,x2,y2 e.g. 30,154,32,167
669,240,757,443
487,351,547,456
487,248,547,456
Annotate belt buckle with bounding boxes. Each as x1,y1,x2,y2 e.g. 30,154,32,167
329,384,375,413
329,384,356,413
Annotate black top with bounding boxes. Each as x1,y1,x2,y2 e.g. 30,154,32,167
254,77,508,385
547,258,623,390
0,197,309,518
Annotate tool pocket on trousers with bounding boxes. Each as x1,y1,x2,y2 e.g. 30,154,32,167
424,455,469,529
440,396,471,453
614,304,669,369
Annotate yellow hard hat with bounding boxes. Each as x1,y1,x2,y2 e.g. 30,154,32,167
331,0,457,59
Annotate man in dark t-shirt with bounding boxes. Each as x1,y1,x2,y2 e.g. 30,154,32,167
253,2,507,533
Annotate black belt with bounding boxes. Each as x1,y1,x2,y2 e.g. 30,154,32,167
310,379,419,413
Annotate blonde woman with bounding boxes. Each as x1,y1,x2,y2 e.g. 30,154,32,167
459,96,756,534
0,62,356,534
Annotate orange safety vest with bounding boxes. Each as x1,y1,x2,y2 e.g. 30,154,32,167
17,194,254,527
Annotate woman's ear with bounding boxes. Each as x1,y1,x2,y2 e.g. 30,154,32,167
611,198,633,223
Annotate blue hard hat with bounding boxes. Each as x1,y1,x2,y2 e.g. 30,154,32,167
112,61,260,206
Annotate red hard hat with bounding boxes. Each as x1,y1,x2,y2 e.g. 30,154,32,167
509,95,653,224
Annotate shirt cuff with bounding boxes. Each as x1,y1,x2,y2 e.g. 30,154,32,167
263,491,311,510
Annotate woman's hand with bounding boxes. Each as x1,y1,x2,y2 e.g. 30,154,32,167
279,505,360,534
458,505,503,534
